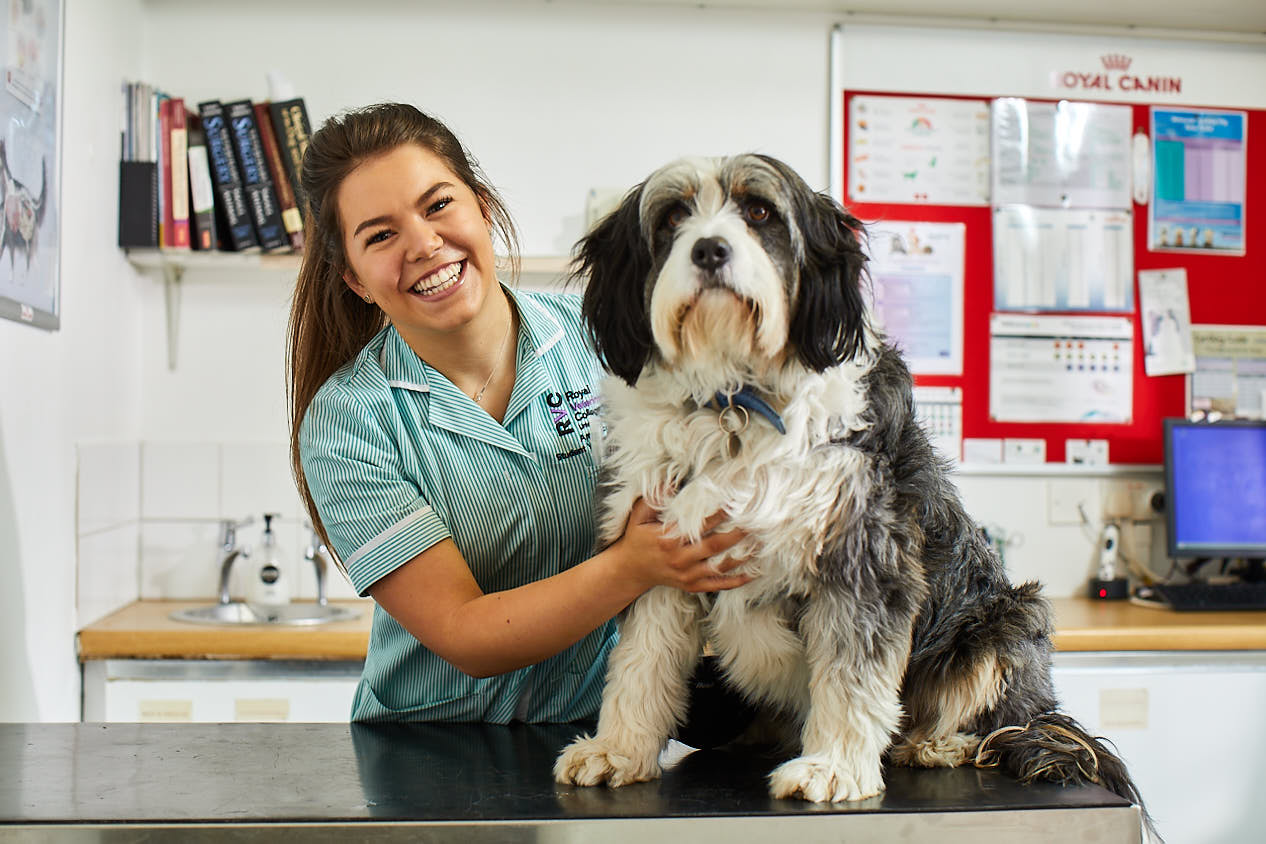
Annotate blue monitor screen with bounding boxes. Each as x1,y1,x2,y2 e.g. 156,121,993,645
1165,419,1266,559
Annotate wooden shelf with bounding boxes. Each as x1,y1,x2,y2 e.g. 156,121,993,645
125,250,572,369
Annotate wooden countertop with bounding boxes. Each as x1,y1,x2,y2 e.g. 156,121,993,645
77,600,373,661
78,597,1266,662
1050,597,1266,651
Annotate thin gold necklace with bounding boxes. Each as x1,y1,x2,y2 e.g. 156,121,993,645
472,313,513,404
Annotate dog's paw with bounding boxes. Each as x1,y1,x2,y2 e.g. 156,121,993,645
554,734,661,788
889,732,980,768
768,754,884,802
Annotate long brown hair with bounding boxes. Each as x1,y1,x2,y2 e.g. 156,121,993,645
286,103,520,557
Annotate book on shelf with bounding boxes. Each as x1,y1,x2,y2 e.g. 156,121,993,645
162,97,191,250
224,99,289,252
197,99,260,252
268,98,311,217
254,102,303,251
185,116,218,250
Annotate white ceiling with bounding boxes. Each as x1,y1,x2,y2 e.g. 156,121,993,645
577,0,1266,36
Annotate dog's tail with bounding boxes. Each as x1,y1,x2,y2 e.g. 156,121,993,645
975,711,1159,842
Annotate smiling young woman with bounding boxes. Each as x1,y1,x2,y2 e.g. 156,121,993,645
285,103,755,728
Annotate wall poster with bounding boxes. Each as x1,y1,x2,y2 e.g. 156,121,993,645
1150,107,1246,255
0,0,61,331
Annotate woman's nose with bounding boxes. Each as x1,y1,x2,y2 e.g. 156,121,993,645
403,217,443,261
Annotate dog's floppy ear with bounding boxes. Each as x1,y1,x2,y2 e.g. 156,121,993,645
772,160,869,372
575,185,655,385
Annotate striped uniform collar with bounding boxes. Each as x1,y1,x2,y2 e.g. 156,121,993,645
374,284,565,394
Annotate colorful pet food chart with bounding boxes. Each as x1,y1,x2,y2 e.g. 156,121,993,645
0,0,61,330
847,96,990,206
1149,108,1247,255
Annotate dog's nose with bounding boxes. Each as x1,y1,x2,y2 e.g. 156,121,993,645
691,237,731,271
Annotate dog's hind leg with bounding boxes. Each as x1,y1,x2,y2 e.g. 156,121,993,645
889,650,1006,768
555,586,703,787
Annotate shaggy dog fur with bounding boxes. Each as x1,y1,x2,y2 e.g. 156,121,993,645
552,153,1152,835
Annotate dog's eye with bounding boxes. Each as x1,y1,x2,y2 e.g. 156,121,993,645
662,205,689,229
744,201,772,224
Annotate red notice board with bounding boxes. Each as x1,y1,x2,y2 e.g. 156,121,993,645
840,89,1266,465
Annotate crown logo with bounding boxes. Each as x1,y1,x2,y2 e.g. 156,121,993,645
1101,53,1132,71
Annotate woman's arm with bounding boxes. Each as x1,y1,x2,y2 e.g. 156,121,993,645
369,498,747,678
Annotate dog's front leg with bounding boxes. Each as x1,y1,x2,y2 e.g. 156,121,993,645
768,592,910,802
555,586,702,787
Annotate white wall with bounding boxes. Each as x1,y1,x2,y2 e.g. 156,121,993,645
0,0,1218,721
0,0,148,722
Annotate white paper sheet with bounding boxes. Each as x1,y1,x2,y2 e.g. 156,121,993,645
991,99,1133,209
1138,268,1196,376
989,314,1133,424
848,95,990,206
1190,325,1266,418
993,207,1133,312
868,222,965,375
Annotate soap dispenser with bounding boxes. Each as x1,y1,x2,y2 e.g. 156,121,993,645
247,513,290,607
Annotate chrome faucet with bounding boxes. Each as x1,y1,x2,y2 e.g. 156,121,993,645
303,526,333,606
217,517,253,605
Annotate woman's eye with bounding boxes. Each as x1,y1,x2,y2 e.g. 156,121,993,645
365,229,391,246
744,202,771,224
428,196,454,214
663,205,689,229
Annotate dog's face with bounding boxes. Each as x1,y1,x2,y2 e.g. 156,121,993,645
576,154,870,387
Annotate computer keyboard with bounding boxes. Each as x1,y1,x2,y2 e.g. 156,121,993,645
1141,581,1266,612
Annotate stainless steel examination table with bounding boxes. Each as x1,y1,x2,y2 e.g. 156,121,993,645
0,722,1141,842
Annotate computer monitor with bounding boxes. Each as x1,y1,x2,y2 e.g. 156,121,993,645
1164,418,1266,560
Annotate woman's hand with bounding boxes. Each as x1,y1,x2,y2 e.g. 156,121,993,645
611,497,752,594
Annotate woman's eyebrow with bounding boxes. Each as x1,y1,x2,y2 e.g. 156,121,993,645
352,182,458,237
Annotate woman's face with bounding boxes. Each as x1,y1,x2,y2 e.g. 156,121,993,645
338,143,498,338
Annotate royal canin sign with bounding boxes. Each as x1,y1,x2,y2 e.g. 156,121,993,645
1053,54,1182,95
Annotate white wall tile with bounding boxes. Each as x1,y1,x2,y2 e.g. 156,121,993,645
77,524,140,626
141,442,220,520
139,521,223,600
76,442,140,536
220,442,304,524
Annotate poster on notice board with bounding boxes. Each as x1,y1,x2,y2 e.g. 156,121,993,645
1150,107,1246,255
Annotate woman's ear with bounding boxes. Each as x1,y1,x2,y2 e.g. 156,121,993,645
576,184,654,386
343,270,369,303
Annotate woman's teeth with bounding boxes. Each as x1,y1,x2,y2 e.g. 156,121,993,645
412,261,463,295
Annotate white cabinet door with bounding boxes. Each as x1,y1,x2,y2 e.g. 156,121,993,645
1053,651,1266,844
83,660,362,723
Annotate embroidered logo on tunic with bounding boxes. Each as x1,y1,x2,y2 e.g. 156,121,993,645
547,386,599,461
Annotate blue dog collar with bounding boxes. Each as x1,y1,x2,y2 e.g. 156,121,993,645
706,386,786,435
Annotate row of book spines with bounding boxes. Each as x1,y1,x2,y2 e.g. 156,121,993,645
125,95,311,253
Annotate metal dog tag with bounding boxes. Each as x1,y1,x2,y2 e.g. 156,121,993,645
717,403,749,459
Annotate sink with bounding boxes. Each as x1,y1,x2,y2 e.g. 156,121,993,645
170,602,360,626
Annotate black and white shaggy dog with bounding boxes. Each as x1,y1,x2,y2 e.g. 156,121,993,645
553,153,1149,826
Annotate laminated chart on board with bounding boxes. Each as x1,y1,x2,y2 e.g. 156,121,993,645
847,95,990,206
1150,107,1247,255
989,314,1133,424
992,207,1133,312
1190,325,1266,418
868,222,965,375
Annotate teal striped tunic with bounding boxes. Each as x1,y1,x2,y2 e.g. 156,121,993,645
300,287,616,723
